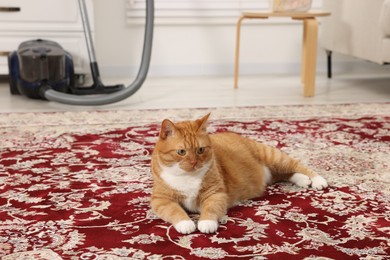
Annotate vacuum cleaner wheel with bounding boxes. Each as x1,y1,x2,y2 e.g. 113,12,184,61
8,53,20,95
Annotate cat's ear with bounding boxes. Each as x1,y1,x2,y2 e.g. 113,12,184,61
160,119,176,140
196,113,211,133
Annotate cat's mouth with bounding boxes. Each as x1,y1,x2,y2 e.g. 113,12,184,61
182,161,211,175
183,165,201,172
179,160,201,172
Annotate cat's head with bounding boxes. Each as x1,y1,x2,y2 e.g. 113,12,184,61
155,113,213,173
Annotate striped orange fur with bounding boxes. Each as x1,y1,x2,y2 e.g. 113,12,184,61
150,113,328,234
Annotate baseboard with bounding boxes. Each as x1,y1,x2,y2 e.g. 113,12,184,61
99,61,390,78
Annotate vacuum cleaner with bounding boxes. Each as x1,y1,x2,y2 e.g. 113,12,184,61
8,0,154,106
8,39,75,99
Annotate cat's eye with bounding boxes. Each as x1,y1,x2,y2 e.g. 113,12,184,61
196,147,206,155
176,149,186,156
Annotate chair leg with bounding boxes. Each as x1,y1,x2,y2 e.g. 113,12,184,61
234,16,245,89
326,50,332,79
302,18,318,97
301,20,307,84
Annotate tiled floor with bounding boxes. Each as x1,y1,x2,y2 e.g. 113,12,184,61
0,73,389,113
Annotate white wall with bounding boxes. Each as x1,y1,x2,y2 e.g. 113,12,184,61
92,1,387,78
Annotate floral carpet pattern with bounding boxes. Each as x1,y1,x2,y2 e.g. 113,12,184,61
0,103,389,259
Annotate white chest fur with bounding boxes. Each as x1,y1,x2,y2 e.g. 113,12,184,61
160,162,211,212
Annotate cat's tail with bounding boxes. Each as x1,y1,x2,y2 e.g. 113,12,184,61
253,141,328,190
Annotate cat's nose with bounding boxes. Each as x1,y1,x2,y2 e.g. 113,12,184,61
191,160,198,168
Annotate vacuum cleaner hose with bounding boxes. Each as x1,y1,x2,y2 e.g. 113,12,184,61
44,0,154,106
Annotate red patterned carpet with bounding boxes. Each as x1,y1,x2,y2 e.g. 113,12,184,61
1,104,389,259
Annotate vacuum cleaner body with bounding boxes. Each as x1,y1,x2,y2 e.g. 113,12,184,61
9,39,74,99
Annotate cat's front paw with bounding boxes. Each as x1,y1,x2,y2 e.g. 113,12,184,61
311,175,328,190
290,173,311,188
174,220,196,234
198,220,218,234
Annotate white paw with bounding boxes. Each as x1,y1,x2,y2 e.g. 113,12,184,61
289,173,311,188
198,220,218,234
311,175,328,190
174,220,196,234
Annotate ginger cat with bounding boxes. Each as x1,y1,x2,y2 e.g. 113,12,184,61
150,113,328,234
